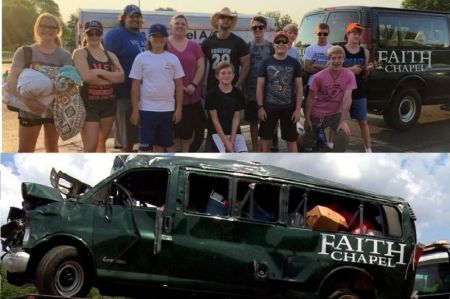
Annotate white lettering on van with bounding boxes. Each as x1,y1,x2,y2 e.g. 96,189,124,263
318,233,407,268
377,50,432,73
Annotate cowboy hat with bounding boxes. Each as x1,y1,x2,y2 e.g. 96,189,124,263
210,7,238,29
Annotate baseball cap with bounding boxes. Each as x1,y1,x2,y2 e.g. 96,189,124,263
346,22,364,33
148,23,169,36
84,20,103,33
123,4,142,16
273,31,289,42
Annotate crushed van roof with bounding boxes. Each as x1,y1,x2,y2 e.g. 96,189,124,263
112,155,407,205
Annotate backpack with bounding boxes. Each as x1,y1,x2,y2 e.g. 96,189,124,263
6,46,32,112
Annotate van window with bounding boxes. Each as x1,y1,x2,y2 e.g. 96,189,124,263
186,173,230,216
326,11,358,44
378,13,450,49
298,13,325,46
415,263,450,294
288,187,385,235
112,169,169,207
236,180,280,222
383,205,403,237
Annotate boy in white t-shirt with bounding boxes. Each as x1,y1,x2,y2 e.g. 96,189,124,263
129,24,185,152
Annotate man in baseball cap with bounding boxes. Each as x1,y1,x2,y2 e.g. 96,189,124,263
103,4,146,152
123,4,142,17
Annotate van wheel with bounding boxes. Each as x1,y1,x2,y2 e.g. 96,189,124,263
36,245,91,297
383,88,421,130
327,288,359,299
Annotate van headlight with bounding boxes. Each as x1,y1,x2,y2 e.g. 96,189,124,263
22,227,30,244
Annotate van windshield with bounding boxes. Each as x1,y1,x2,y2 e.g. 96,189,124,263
326,11,358,44
415,262,450,294
298,13,325,46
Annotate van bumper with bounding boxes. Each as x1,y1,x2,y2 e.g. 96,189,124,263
1,251,30,273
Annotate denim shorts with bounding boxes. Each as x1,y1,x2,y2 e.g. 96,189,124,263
349,97,368,121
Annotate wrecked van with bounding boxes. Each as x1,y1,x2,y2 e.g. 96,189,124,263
412,241,450,298
1,155,421,298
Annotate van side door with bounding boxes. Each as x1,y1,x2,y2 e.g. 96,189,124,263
91,168,170,283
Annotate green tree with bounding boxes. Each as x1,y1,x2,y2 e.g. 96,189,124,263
259,11,296,31
63,13,78,51
401,0,450,11
2,0,37,51
30,0,61,17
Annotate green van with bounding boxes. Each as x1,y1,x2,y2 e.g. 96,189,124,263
298,6,450,130
1,155,421,298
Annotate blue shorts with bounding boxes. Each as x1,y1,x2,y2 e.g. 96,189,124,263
349,97,368,121
139,111,174,150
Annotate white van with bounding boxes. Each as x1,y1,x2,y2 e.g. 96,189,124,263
76,8,277,46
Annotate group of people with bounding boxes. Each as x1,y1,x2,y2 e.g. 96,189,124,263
7,4,373,153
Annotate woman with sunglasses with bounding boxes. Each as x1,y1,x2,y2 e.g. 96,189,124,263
73,20,124,152
6,13,72,152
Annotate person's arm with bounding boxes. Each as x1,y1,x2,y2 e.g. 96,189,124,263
291,76,303,123
230,110,240,148
304,89,315,132
72,48,111,85
93,51,125,84
6,48,47,114
363,48,373,77
185,56,205,96
304,59,328,74
209,109,233,152
256,76,266,121
337,89,353,136
173,77,184,124
235,54,250,89
129,78,141,126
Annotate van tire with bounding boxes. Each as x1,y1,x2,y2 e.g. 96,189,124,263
36,245,91,297
383,87,421,130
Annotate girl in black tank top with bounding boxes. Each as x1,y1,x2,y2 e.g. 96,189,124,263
72,20,124,152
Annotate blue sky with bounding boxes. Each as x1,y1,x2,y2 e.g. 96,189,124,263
1,153,449,245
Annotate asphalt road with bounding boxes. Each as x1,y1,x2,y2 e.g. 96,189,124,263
346,105,450,152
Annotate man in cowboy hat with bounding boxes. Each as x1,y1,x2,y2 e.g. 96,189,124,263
202,7,250,92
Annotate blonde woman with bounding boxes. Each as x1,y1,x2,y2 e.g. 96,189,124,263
73,20,124,152
7,13,71,152
167,14,205,152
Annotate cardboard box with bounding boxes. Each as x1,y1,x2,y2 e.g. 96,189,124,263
306,205,349,231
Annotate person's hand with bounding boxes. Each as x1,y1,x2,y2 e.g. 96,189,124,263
350,65,363,75
224,139,234,152
291,109,301,123
172,109,182,124
129,110,139,126
337,120,351,136
22,96,47,114
184,84,195,96
304,118,312,131
257,106,267,121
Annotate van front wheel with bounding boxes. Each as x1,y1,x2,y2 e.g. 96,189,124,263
327,288,360,299
36,245,91,297
383,88,422,130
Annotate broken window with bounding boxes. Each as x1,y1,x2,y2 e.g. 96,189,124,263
112,169,169,208
288,186,384,236
236,180,280,222
186,173,230,216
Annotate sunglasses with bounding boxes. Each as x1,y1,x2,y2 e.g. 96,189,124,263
274,40,289,45
39,24,58,30
86,30,102,37
317,32,329,36
252,25,265,31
